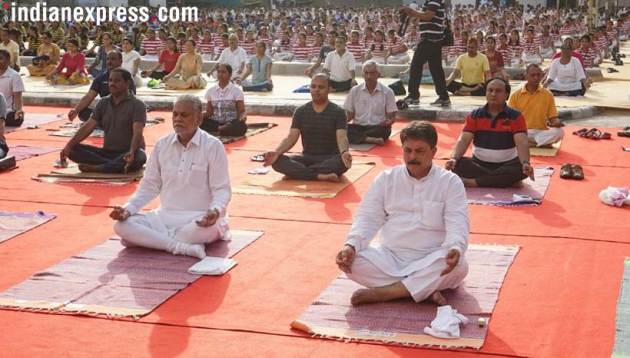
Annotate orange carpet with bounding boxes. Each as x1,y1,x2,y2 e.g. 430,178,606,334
1,107,629,357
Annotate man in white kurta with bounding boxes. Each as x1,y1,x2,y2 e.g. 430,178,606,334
336,121,469,306
111,95,231,260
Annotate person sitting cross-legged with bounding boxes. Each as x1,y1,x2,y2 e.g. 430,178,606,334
112,95,231,260
446,38,491,96
201,63,247,137
344,60,397,145
508,64,564,148
263,73,352,182
336,121,469,306
544,44,589,97
235,41,273,92
60,68,147,174
444,78,534,188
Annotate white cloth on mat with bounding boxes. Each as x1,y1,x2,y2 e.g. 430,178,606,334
599,186,630,207
423,305,469,339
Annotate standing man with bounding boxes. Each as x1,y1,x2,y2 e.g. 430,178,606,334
400,0,451,107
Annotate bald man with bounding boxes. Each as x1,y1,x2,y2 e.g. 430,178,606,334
263,73,352,182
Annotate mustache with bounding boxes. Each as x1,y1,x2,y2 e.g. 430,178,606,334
407,160,421,165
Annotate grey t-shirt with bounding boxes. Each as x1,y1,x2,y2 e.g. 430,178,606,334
92,94,146,152
291,101,347,156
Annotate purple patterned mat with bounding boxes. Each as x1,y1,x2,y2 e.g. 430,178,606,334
466,167,554,206
0,211,56,244
292,244,519,349
0,230,263,317
4,114,63,133
9,145,60,161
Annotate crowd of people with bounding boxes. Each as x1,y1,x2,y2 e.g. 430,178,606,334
0,3,627,307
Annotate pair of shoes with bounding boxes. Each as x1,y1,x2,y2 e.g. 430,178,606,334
430,98,451,107
618,126,630,137
573,128,612,140
607,67,620,73
560,163,584,180
403,96,419,105
615,58,624,66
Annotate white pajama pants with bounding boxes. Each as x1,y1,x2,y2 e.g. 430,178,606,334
346,251,469,303
387,53,411,64
528,128,565,146
113,211,223,254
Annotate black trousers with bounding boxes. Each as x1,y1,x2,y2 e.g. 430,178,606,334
272,153,349,180
5,111,23,127
200,119,248,137
454,156,527,188
446,81,486,96
330,79,352,92
408,40,449,100
68,144,147,174
347,124,391,144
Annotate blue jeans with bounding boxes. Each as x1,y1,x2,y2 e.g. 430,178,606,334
68,144,146,173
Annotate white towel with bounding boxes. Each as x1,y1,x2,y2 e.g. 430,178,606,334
599,186,630,207
188,257,237,275
423,305,469,339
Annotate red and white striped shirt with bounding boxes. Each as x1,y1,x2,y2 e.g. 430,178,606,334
497,47,510,65
241,40,256,56
305,34,316,46
560,25,575,36
346,42,365,61
141,39,163,56
607,30,617,42
367,41,387,58
508,45,523,60
291,44,314,61
594,37,607,52
578,47,597,68
404,32,420,48
387,36,407,54
522,39,539,55
198,39,214,55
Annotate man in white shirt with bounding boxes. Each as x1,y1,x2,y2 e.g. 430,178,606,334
323,36,357,92
336,121,469,306
344,61,397,145
0,50,25,127
111,95,231,259
209,34,248,80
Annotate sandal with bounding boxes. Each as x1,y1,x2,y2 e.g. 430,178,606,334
570,164,585,180
608,67,620,73
573,128,589,137
619,127,630,137
560,163,573,179
250,154,265,162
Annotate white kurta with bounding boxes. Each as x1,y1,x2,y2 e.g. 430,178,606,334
115,129,232,255
345,164,469,301
547,57,586,92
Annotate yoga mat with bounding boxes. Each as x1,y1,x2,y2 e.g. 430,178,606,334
217,122,278,144
233,162,375,199
349,129,402,152
9,145,60,161
530,141,561,157
614,258,630,358
292,244,519,349
0,230,263,318
0,211,56,244
4,114,64,133
47,120,160,138
466,167,554,206
34,165,144,184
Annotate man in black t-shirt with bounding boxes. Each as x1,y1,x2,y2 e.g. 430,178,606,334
67,51,137,122
263,73,352,182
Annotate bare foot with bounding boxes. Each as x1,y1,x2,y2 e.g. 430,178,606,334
512,181,524,188
429,291,447,306
78,163,103,173
317,173,340,182
365,137,386,145
351,288,383,306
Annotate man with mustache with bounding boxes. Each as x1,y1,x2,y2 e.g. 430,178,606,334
336,121,469,306
445,78,533,188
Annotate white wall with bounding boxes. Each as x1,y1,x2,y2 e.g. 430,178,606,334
149,0,167,6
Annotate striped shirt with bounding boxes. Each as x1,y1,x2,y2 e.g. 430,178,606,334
418,0,445,42
463,104,527,163
522,39,539,55
508,45,523,60
346,42,365,61
198,40,214,56
241,40,256,56
141,39,163,56
368,41,387,58
291,44,314,61
387,36,407,54
497,47,510,65
578,47,597,68
606,30,617,42
405,32,421,48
